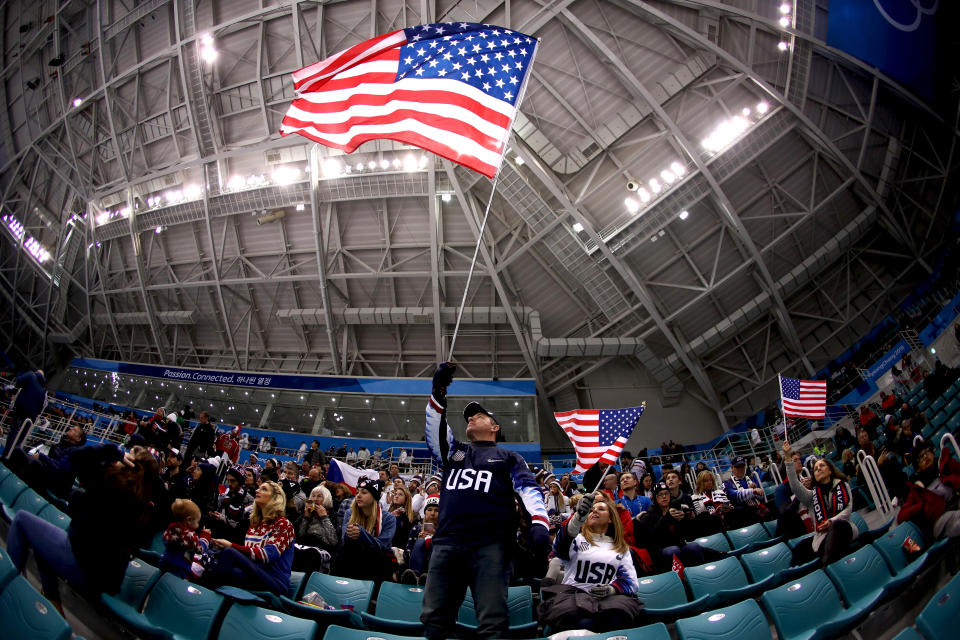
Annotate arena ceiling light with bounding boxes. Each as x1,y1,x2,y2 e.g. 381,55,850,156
2,214,52,263
200,34,217,62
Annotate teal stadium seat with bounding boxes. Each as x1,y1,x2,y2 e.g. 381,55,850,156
0,575,72,640
725,523,773,554
0,473,28,512
684,556,772,607
825,545,893,615
916,571,960,640
250,570,309,611
761,569,865,640
849,511,893,543
0,545,18,592
739,542,816,584
100,559,163,615
111,573,227,640
322,624,424,640
359,582,425,634
761,520,778,538
693,532,731,553
579,622,671,640
0,462,11,482
216,604,318,640
873,521,928,584
457,585,536,638
35,504,71,531
675,599,773,640
890,628,924,640
633,571,710,619
279,573,374,628
136,531,166,565
5,487,49,520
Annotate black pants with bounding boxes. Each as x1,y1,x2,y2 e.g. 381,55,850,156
791,519,854,566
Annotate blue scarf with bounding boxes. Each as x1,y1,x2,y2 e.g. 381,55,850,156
811,480,849,525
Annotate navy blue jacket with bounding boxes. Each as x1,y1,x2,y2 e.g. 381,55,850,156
14,370,46,416
425,394,547,547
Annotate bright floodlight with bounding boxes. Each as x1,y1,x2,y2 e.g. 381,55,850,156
649,178,661,194
356,162,365,171
779,16,790,28
670,161,686,176
403,155,418,171
380,159,390,169
679,210,689,220
183,184,202,199
419,155,428,167
200,46,218,62
227,175,245,190
367,161,377,170
296,203,305,211
272,165,301,185
514,155,525,165
637,187,651,203
201,33,214,46
155,226,163,234
660,169,676,184
572,222,584,232
441,193,452,202
757,101,769,114
780,3,791,14
742,107,751,116
322,159,342,178
778,41,789,51
72,97,82,107
624,197,640,213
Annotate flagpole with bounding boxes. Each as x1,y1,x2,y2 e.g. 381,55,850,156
778,373,789,446
447,38,541,362
591,464,614,495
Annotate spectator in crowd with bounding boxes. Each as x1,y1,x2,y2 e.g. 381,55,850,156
300,467,322,496
280,479,305,529
545,479,570,523
336,443,347,458
639,473,655,500
616,471,651,518
855,428,908,501
582,461,612,495
398,448,410,470
306,440,325,468
188,461,220,528
357,446,371,467
181,404,195,422
346,447,357,464
897,441,960,540
297,441,308,462
1,369,47,462
841,449,856,480
8,422,87,499
635,482,717,570
782,442,857,565
678,463,694,494
332,477,396,582
239,432,250,450
880,391,898,412
184,411,216,463
161,498,211,579
538,494,642,633
6,445,160,614
207,480,295,594
293,485,339,573
245,452,262,474
599,471,620,500
401,493,441,585
858,406,880,438
774,452,812,541
722,456,767,527
834,426,856,453
162,450,191,500
209,465,252,544
689,471,728,535
663,469,695,513
388,485,417,548
261,458,280,483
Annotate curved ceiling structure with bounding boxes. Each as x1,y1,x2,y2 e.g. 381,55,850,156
1,0,957,440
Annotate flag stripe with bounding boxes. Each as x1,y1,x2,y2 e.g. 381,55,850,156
555,406,644,473
281,22,536,179
780,377,827,419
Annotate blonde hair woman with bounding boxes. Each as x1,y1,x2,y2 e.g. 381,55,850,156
208,481,294,594
332,477,397,581
538,492,642,633
388,485,417,547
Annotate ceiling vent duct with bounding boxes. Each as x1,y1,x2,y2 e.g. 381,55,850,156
257,209,286,225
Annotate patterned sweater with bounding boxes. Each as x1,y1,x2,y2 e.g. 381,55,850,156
161,522,210,577
230,517,295,593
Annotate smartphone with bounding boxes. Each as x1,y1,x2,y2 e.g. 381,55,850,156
424,522,435,534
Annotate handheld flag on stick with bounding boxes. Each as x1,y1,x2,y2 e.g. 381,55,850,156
779,374,827,444
326,458,381,495
281,22,538,179
555,404,645,474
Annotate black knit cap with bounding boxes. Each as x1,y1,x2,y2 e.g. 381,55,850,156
357,477,384,501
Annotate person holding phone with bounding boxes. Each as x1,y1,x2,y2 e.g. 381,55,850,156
782,441,857,566
400,493,441,584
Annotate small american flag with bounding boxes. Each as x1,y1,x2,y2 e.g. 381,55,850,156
780,376,827,418
555,405,644,473
280,22,537,178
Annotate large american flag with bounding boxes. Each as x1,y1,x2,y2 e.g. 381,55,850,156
555,406,645,473
779,376,827,418
280,22,536,178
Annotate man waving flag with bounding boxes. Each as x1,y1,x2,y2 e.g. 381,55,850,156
555,405,645,473
280,22,537,178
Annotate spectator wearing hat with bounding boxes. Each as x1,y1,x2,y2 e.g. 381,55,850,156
293,484,339,573
722,456,766,528
634,482,719,571
162,450,191,500
208,480,294,594
897,440,960,540
402,493,441,584
245,452,262,474
420,363,550,640
332,477,397,581
209,466,253,543
545,479,570,529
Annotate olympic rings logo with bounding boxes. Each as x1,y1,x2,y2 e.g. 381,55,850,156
872,0,937,32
